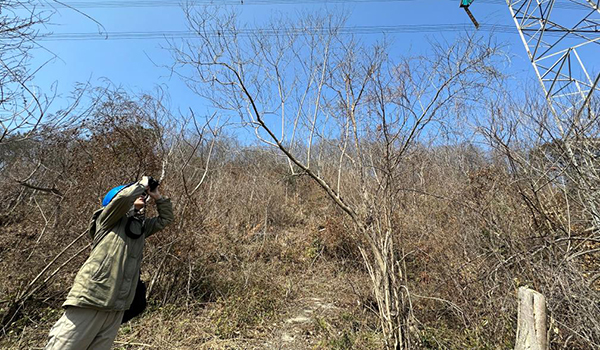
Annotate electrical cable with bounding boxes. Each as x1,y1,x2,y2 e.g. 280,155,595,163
28,0,594,10
27,0,598,41
37,23,577,41
33,0,456,9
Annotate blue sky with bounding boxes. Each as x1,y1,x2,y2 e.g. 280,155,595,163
27,0,597,119
28,0,533,114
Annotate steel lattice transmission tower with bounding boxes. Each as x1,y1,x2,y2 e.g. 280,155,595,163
505,0,600,122
505,0,600,228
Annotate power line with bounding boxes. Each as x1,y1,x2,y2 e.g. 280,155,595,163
29,0,596,41
29,0,592,10
37,23,573,41
33,0,446,9
32,0,434,9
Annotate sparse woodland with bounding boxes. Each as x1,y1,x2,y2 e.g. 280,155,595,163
1,3,599,350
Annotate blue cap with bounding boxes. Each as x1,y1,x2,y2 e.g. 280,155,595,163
102,184,132,206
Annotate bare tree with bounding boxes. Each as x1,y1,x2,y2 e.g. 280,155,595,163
478,83,600,347
0,0,52,143
170,6,504,348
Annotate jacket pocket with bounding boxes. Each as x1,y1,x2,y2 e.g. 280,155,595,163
91,243,115,281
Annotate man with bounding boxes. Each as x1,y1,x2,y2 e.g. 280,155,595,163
45,176,174,350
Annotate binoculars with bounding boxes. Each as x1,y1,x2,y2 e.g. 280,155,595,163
147,176,160,192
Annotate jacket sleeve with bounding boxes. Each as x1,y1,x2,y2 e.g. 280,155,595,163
144,197,174,238
97,182,146,232
88,209,104,240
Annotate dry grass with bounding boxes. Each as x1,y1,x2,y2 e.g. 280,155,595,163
0,230,381,349
1,90,599,349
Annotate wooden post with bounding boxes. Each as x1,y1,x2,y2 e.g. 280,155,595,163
515,287,548,350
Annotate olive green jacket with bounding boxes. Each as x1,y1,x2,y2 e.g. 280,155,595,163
63,181,174,311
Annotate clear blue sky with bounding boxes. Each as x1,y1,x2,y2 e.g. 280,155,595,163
27,0,591,116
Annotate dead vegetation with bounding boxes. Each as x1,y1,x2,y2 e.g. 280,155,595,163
1,4,600,350
1,88,598,348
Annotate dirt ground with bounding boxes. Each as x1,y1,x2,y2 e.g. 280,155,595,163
1,260,382,350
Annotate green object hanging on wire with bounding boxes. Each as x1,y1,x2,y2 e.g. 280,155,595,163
460,0,474,7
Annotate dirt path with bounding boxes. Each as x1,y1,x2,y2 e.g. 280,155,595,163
262,297,338,349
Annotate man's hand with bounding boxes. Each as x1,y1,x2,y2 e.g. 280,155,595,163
148,188,162,201
141,176,162,200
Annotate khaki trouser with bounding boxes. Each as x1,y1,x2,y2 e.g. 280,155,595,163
45,306,124,350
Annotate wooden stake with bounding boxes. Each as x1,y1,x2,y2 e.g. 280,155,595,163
515,287,548,350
